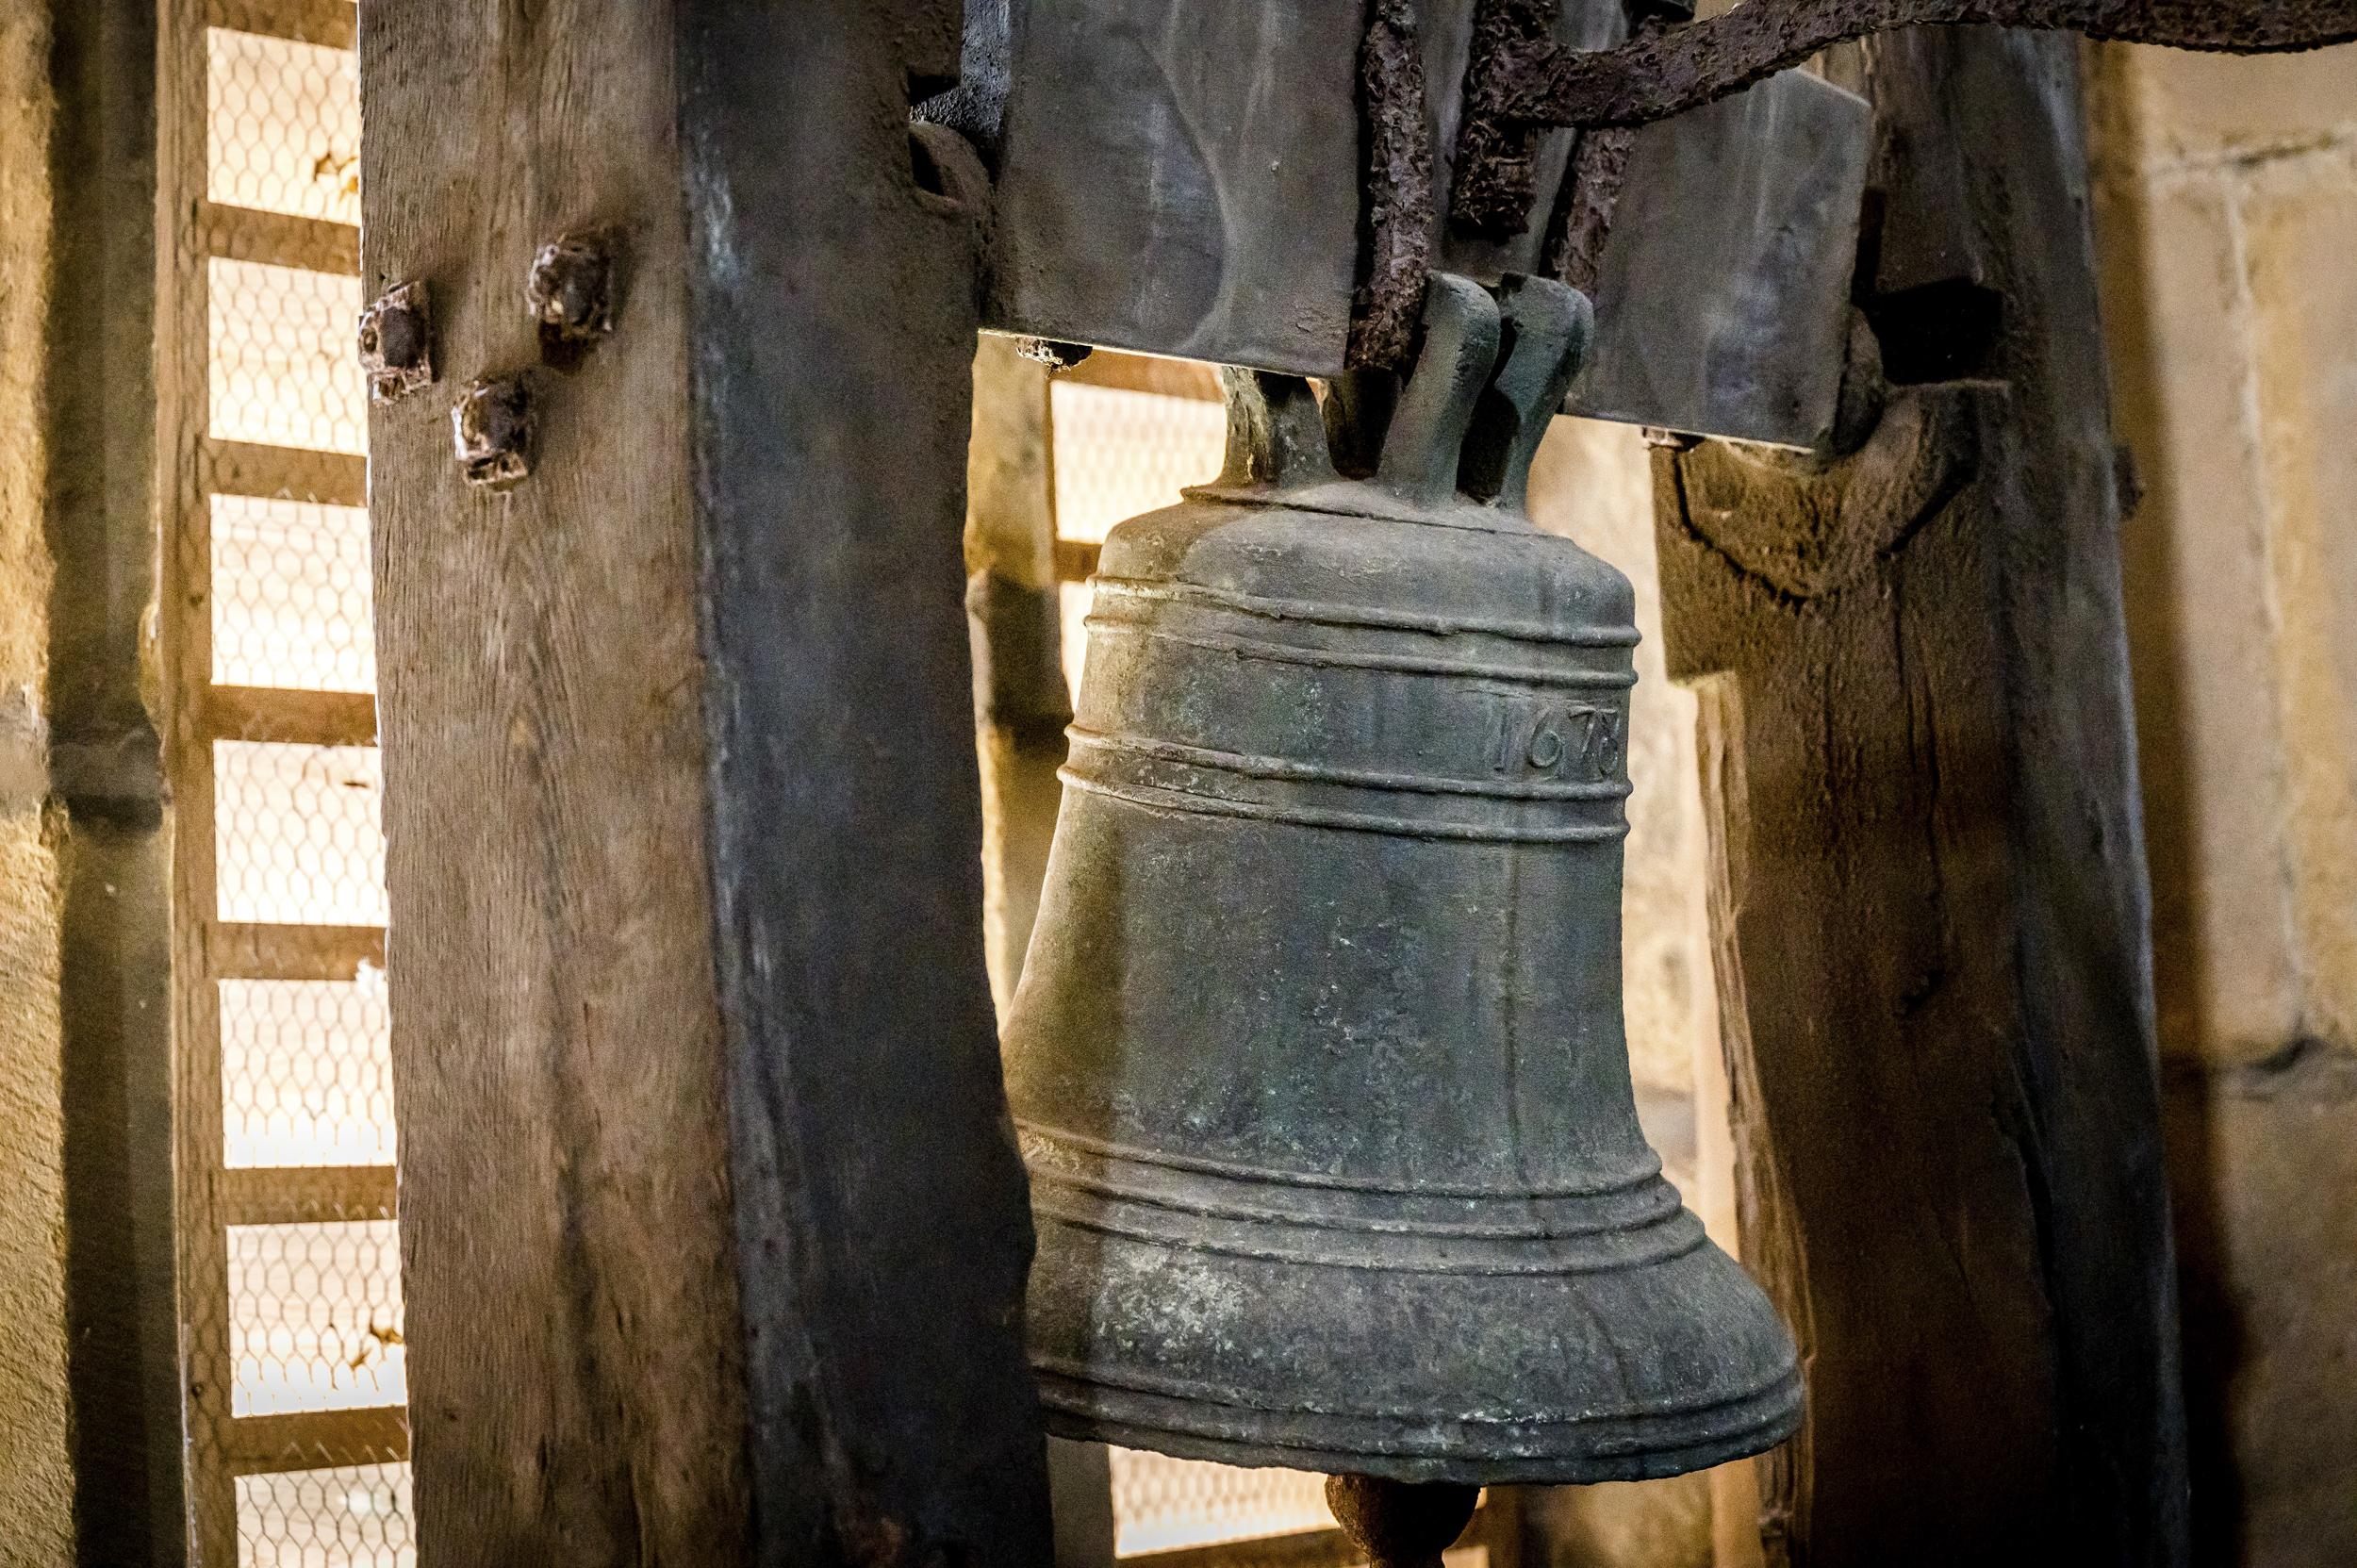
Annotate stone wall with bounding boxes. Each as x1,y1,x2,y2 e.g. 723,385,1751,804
2086,41,2357,1567
0,5,76,1563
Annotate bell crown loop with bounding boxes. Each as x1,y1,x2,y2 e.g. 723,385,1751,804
1189,272,1597,532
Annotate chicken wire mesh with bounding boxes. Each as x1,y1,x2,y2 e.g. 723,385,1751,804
185,7,407,1564
236,1467,412,1568
1050,375,1231,709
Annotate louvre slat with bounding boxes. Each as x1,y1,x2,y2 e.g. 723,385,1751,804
221,1164,397,1225
206,0,357,51
204,202,360,275
205,439,368,508
227,1408,408,1476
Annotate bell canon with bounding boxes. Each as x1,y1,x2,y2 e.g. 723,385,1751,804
1002,274,1803,1485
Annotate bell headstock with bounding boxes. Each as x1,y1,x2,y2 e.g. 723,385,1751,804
953,0,1871,449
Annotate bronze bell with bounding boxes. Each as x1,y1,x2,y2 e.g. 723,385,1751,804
1003,275,1802,1504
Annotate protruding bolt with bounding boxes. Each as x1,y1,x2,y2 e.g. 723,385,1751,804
452,377,534,491
1014,338,1093,371
358,281,433,403
526,229,618,346
907,121,992,216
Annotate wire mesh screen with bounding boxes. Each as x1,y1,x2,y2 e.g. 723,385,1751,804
236,1467,412,1568
182,5,406,1563
207,23,360,226
212,496,376,691
228,1222,406,1416
221,978,395,1169
1108,1451,1335,1556
1050,376,1229,709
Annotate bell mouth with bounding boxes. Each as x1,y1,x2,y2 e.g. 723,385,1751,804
1020,1124,1805,1486
1031,1361,1804,1487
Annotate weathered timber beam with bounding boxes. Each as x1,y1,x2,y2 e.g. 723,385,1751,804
1513,0,2357,128
1655,28,2187,1565
362,1,1050,1562
680,4,1052,1560
46,6,188,1562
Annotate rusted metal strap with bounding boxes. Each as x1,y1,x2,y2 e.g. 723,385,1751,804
1543,124,1636,292
1453,0,1568,241
1456,1,1680,288
1350,0,1438,371
1509,0,2357,131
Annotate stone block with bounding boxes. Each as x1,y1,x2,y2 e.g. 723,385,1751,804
2244,168,2357,1050
2093,44,2357,163
2166,1048,2357,1567
2092,173,2305,1064
0,7,74,1562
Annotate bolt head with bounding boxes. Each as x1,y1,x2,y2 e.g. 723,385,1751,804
359,281,434,402
452,377,535,490
526,230,618,342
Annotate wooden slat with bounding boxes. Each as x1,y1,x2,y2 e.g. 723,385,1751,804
1125,1497,1520,1568
227,1408,408,1476
206,0,357,51
1058,347,1223,403
1126,1529,1354,1568
206,685,377,747
221,1164,396,1225
165,0,241,1555
206,922,385,982
204,438,367,507
203,201,359,275
1054,538,1100,583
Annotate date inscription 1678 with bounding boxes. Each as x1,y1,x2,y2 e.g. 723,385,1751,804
1487,699,1626,784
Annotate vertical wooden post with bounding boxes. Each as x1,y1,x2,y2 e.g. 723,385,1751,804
47,3,192,1561
360,1,1051,1561
1655,29,2187,1567
965,338,1070,1016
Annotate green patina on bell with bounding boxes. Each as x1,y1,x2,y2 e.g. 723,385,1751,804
1001,274,1803,1484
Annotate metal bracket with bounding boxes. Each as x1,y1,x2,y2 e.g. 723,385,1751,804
1461,0,2348,141
1449,0,2354,333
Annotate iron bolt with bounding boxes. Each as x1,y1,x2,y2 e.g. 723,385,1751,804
452,377,535,490
526,229,618,343
359,281,434,402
